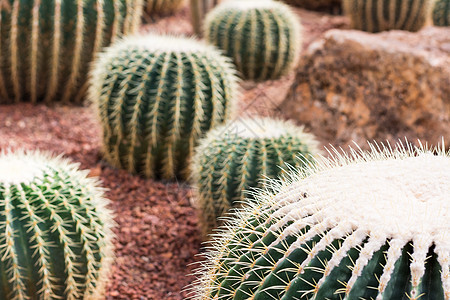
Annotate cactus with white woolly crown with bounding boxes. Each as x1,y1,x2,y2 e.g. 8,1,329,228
205,0,302,81
192,118,320,237
89,34,239,180
191,142,450,300
0,0,142,104
433,0,450,26
144,0,185,15
0,151,114,299
343,0,433,32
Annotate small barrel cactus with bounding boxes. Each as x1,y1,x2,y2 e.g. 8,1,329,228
0,151,114,299
433,0,450,26
205,0,302,81
89,34,239,180
144,0,185,15
343,0,433,32
0,0,143,104
191,142,450,300
192,117,320,237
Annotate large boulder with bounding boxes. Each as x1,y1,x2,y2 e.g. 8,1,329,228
280,27,450,147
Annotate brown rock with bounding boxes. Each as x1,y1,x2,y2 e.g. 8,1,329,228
281,27,450,148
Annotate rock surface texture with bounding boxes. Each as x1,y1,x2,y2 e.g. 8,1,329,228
281,27,450,146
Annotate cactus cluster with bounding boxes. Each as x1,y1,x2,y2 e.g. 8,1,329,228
433,0,450,26
89,34,239,180
205,0,302,81
0,151,114,299
343,0,433,32
191,143,450,299
283,0,341,11
192,117,319,237
0,0,143,104
144,0,185,16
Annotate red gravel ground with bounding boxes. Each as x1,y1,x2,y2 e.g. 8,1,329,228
0,6,349,300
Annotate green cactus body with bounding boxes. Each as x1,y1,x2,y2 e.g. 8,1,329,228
191,143,450,300
0,0,142,104
0,151,114,300
433,0,450,26
343,0,433,32
89,34,239,180
205,0,302,81
144,0,185,15
192,118,319,237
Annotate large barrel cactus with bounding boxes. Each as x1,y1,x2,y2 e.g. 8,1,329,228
0,0,143,104
192,142,450,299
205,0,302,81
343,0,433,32
144,0,185,15
89,34,239,180
0,151,114,299
192,117,319,237
433,0,450,26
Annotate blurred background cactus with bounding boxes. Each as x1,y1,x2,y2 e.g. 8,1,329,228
282,0,342,13
0,151,114,299
89,34,239,180
204,0,302,81
343,0,433,32
192,117,319,238
0,0,143,104
433,0,450,26
144,0,185,16
190,0,221,36
192,143,450,300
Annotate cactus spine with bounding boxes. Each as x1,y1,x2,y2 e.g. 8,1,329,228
191,142,450,300
0,151,114,299
343,0,433,32
192,118,319,237
144,0,185,16
433,0,450,26
0,0,143,104
205,0,302,81
89,34,239,180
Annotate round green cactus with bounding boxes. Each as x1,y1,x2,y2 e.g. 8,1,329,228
89,34,239,180
191,142,450,300
192,117,320,237
343,0,433,32
0,151,114,299
433,0,450,26
205,0,302,81
282,0,341,11
0,0,143,104
144,0,185,15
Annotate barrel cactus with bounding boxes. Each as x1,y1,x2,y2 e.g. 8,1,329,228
205,0,302,81
144,0,185,15
433,0,450,26
89,34,239,180
0,0,143,104
192,117,319,237
0,150,114,299
191,142,450,299
343,0,433,32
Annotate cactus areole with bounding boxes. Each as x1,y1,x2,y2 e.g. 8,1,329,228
192,143,450,300
0,151,114,299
